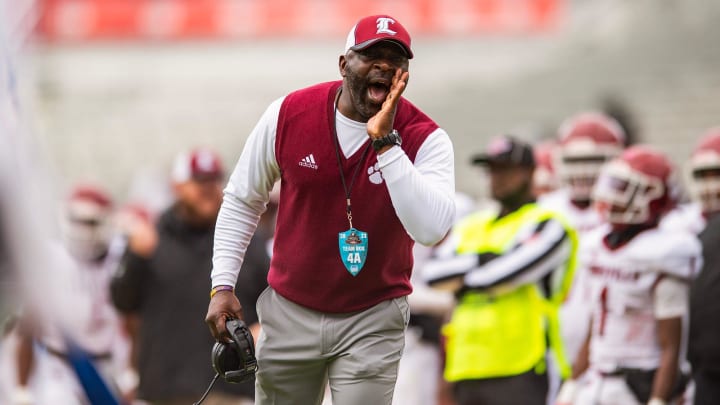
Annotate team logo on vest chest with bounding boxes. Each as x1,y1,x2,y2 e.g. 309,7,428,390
367,163,383,185
299,153,318,170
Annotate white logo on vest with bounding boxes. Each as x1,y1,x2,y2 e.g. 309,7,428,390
299,153,318,170
367,163,383,185
375,17,397,35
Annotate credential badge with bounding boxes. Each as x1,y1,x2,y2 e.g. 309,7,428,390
338,228,368,276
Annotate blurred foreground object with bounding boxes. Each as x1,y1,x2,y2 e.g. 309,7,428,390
111,148,254,404
9,184,130,404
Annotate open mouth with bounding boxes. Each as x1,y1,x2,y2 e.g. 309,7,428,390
367,78,390,105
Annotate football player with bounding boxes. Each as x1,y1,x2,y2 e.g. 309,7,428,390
685,127,720,405
11,185,132,404
540,112,627,370
556,146,702,405
689,127,720,220
663,127,720,235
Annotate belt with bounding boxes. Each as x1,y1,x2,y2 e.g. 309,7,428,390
598,369,626,377
44,345,112,362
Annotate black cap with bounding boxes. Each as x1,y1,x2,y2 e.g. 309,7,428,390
471,135,535,168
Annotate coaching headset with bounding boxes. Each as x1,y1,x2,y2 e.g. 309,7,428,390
194,318,258,405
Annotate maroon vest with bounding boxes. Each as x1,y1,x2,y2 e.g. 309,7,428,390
270,81,439,313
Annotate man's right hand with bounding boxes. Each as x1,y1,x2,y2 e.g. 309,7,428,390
554,379,578,405
127,219,158,258
205,291,244,342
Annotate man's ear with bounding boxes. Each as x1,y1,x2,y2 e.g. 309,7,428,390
523,167,536,184
171,181,184,198
339,55,347,78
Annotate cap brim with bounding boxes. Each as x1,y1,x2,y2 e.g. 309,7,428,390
350,38,413,59
470,155,534,167
471,154,492,165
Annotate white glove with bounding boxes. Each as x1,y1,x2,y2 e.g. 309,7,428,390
115,367,140,394
555,379,578,405
10,386,34,405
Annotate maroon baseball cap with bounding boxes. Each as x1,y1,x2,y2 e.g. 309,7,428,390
172,148,225,182
344,15,413,59
69,184,113,208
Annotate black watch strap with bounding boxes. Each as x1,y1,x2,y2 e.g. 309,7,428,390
372,129,402,152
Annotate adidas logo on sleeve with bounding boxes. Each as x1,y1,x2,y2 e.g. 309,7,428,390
298,154,318,170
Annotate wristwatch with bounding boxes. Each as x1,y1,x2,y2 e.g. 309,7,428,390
371,129,402,152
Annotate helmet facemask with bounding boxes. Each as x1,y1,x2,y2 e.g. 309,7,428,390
691,168,720,215
558,141,622,203
592,160,665,225
689,154,720,216
556,112,626,203
62,199,112,262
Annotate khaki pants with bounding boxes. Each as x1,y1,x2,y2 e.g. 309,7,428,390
255,288,409,405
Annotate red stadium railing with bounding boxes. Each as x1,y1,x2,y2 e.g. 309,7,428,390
36,0,564,41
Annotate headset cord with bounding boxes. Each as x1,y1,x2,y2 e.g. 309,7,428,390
193,373,220,405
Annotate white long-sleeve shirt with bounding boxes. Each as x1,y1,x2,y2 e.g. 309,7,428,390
211,96,455,288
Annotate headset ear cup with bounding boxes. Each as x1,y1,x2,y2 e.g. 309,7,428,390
212,342,241,376
211,343,226,375
200,323,257,403
211,319,257,384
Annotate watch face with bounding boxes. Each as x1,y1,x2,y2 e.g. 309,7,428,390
391,131,401,145
373,130,401,151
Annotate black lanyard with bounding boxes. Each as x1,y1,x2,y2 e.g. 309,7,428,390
332,89,372,229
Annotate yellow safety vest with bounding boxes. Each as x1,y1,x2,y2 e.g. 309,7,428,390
443,203,578,381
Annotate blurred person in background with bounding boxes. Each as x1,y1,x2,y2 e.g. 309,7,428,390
657,127,720,403
204,14,455,405
393,192,476,405
539,112,626,372
9,184,131,404
687,127,720,222
663,127,720,234
111,148,253,405
532,140,560,198
688,216,720,405
425,135,577,405
557,146,700,405
686,127,720,405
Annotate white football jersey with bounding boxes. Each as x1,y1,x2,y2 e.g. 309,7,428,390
539,188,604,234
584,225,701,371
660,202,706,235
539,188,604,362
41,236,127,355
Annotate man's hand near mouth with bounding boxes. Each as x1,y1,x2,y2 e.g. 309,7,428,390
367,67,410,154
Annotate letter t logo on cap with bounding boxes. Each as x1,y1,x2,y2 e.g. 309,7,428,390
344,15,413,58
376,17,397,35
